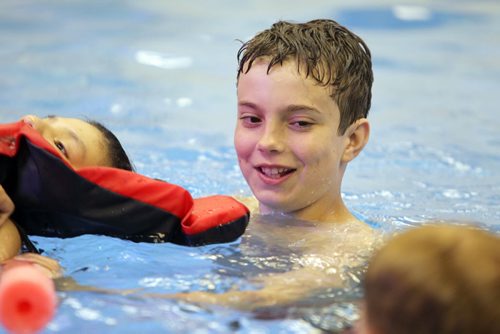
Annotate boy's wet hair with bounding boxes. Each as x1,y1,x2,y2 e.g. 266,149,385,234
88,120,134,171
364,225,500,334
237,19,373,135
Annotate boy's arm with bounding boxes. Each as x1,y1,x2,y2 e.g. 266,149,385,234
0,185,14,227
163,225,378,310
0,185,22,262
0,219,22,262
7,252,62,278
160,266,344,311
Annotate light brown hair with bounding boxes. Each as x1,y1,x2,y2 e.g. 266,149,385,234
237,19,373,135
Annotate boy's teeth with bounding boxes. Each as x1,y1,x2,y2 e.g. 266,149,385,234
261,167,290,178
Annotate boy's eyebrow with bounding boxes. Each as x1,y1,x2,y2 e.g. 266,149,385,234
65,128,87,162
238,101,258,109
286,104,321,114
238,102,321,114
69,130,86,156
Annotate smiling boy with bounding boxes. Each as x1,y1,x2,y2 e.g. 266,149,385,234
170,19,377,311
235,19,372,223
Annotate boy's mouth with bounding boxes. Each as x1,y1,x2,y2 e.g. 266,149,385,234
258,166,296,179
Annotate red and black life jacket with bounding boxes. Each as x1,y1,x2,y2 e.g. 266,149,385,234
0,121,249,246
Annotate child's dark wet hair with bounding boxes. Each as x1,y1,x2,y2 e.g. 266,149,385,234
88,120,134,171
237,19,373,135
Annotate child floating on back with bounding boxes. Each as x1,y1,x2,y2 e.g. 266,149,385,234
0,114,133,265
1,113,249,270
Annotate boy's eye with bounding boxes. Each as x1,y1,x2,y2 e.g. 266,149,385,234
54,140,68,157
240,115,262,126
290,120,313,129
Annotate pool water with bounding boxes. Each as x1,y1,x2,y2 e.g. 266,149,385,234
1,0,499,333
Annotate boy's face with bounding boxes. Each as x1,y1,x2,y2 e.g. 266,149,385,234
22,115,108,168
235,59,351,219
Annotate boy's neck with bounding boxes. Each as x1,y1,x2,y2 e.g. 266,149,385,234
260,199,358,224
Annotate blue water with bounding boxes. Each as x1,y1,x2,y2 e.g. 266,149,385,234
1,0,500,333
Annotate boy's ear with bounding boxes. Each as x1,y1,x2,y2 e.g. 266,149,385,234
341,118,370,163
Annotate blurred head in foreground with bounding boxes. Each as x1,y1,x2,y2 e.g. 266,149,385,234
358,224,500,334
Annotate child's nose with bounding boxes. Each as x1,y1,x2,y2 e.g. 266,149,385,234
22,115,42,130
257,124,285,153
22,115,51,136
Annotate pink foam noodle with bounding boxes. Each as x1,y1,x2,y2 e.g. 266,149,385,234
0,262,56,334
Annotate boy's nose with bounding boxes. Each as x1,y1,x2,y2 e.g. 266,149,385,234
257,124,285,153
22,115,39,128
22,115,44,133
